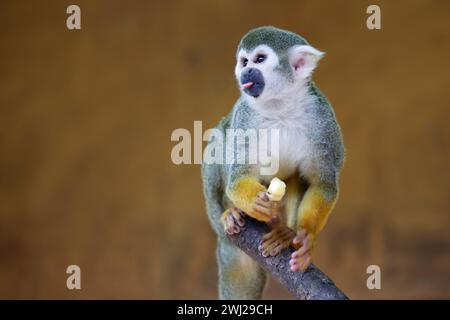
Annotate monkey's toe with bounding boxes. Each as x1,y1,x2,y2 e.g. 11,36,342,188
289,230,314,271
221,207,246,235
258,227,295,257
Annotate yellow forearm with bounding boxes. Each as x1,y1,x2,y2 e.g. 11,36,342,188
297,185,337,237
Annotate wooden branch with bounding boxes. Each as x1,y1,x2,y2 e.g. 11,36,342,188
227,217,349,300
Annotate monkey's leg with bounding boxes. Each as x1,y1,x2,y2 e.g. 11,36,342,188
290,182,337,271
202,163,227,235
217,237,267,300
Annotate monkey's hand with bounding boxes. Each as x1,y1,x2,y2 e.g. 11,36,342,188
227,176,274,222
258,225,296,257
251,191,282,224
220,207,246,235
289,229,315,272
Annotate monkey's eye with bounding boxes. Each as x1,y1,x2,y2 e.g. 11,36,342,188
255,54,266,63
241,58,248,67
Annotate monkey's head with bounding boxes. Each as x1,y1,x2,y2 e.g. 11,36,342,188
235,26,324,102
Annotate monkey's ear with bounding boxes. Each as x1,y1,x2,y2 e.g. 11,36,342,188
289,45,325,79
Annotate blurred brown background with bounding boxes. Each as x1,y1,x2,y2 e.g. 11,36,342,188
0,0,449,299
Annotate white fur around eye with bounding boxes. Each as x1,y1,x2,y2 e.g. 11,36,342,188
235,50,247,78
249,45,279,72
235,45,279,80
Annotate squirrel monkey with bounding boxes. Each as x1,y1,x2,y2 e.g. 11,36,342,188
201,26,345,299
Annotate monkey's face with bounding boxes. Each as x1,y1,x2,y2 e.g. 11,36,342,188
235,45,280,99
235,44,324,103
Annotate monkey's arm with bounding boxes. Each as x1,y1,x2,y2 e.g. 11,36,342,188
223,100,274,222
289,179,338,271
226,172,272,222
290,99,344,270
297,182,337,237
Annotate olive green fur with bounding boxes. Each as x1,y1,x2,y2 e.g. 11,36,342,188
238,26,310,79
202,26,344,300
237,26,309,54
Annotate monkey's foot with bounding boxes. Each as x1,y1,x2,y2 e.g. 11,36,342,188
258,226,295,257
220,207,246,235
289,229,315,272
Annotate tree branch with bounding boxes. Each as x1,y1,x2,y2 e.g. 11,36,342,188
227,217,349,300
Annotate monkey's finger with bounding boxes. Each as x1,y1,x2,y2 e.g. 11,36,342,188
231,209,245,227
270,241,290,256
289,251,311,269
221,217,230,232
281,231,295,243
261,240,283,257
266,237,288,256
270,231,293,250
261,229,293,252
259,238,279,254
269,245,283,256
295,229,307,240
238,209,248,217
258,229,280,251
252,203,275,215
265,231,288,248
278,228,294,239
292,245,311,259
257,191,270,202
254,196,279,210
261,234,289,256
289,258,300,272
226,214,234,225
268,216,281,226
246,209,272,222
290,255,311,272
266,239,281,251
251,204,273,218
259,239,276,253
262,232,274,241
225,215,237,233
228,217,241,234
224,225,234,235
253,197,271,209
297,256,312,271
289,257,298,265
262,228,284,241
293,229,307,245
260,231,284,248
300,234,314,250
231,225,240,234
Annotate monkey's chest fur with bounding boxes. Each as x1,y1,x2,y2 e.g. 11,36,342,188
255,113,315,182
